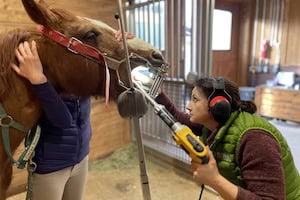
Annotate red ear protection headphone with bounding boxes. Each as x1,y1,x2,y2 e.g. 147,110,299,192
207,77,232,124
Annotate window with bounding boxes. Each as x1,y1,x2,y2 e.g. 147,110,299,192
126,0,165,50
212,9,232,50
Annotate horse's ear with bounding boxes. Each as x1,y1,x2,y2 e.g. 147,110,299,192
21,0,57,27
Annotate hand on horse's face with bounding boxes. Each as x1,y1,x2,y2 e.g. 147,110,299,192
115,30,135,42
11,40,47,84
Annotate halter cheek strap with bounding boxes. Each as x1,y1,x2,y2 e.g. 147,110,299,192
0,103,40,169
37,25,112,103
37,25,106,65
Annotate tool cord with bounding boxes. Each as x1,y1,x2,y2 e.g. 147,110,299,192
198,184,205,200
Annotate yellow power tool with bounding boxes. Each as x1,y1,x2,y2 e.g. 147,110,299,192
133,80,208,164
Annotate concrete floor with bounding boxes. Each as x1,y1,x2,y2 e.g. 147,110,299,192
269,119,300,171
8,119,300,200
7,142,220,200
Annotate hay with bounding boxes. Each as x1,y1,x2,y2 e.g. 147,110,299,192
89,142,140,171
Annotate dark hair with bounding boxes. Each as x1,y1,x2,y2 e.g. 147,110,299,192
195,77,257,114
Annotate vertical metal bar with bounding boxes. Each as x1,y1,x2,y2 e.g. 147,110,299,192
261,0,266,42
177,0,181,79
196,0,203,74
207,0,214,76
201,0,214,76
269,0,274,44
158,0,161,50
147,3,151,43
203,0,210,75
132,118,152,200
143,6,146,40
277,0,285,42
275,0,285,65
133,5,136,35
117,1,151,200
274,0,280,43
138,7,142,38
250,0,259,67
152,0,156,47
189,0,194,73
170,0,174,78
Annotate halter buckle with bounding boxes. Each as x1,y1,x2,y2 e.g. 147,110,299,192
67,37,82,54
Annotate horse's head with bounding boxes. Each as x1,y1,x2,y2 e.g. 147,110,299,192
21,0,166,100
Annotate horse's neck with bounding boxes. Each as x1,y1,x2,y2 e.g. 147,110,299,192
1,77,42,130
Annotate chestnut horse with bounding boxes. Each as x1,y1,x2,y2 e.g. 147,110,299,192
0,0,165,199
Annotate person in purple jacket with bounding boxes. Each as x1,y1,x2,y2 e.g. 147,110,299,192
11,40,91,200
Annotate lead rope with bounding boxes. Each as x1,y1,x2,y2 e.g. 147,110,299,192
26,152,37,200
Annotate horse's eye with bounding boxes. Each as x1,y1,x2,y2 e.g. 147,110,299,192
83,31,99,41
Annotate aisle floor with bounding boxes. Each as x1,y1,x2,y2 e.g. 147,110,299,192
8,119,300,200
8,143,220,200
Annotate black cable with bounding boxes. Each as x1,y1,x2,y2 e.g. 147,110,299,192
198,184,205,200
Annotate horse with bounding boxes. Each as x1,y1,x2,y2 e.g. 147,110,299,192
0,0,166,199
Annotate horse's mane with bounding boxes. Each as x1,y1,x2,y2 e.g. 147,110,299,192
0,29,37,98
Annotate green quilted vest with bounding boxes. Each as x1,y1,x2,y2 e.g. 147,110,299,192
207,111,300,199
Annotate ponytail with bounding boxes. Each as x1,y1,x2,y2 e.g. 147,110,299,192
240,100,257,114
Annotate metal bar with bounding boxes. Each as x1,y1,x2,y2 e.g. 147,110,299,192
274,0,280,43
250,0,259,66
152,0,156,47
278,0,285,42
203,0,210,75
205,0,215,75
116,1,151,200
170,0,174,78
158,0,161,49
138,7,142,38
147,3,151,43
207,0,214,76
196,0,203,74
269,0,274,45
189,0,195,73
261,0,266,41
177,0,181,79
143,6,146,40
132,118,152,200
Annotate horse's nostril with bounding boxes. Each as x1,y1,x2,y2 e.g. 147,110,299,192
151,51,163,61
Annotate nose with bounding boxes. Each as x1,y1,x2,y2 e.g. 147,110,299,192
186,102,192,111
151,51,164,62
152,51,162,59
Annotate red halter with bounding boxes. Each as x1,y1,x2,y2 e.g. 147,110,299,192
36,25,111,104
37,25,106,65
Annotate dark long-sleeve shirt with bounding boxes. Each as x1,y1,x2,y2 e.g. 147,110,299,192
155,92,204,136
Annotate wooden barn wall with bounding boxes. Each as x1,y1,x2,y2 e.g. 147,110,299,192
1,0,130,197
0,0,122,31
251,0,300,68
281,0,300,65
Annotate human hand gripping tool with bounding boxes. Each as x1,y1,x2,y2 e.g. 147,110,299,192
132,71,208,164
